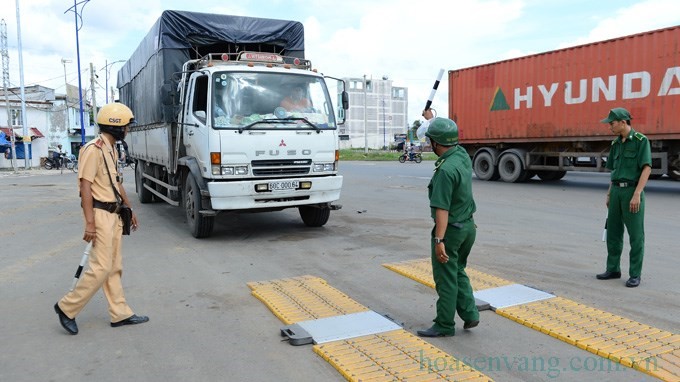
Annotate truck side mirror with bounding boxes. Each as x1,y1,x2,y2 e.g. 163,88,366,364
341,91,349,110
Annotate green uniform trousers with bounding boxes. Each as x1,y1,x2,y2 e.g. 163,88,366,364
606,186,645,277
430,220,479,335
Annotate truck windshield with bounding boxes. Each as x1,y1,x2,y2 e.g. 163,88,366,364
211,72,337,130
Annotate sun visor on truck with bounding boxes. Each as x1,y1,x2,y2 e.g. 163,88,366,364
116,10,305,126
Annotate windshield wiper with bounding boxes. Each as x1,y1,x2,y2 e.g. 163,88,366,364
237,119,295,133
237,117,320,133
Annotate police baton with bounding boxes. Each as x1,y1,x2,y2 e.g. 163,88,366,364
601,212,608,242
424,68,445,112
70,242,93,291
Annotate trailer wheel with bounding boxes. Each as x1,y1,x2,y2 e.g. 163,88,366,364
136,162,153,204
473,151,499,181
669,156,680,181
498,152,528,183
185,172,214,238
299,205,330,227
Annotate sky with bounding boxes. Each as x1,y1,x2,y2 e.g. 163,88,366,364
1,0,679,126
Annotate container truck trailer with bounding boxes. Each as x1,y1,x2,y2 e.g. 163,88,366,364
448,26,680,183
117,11,348,237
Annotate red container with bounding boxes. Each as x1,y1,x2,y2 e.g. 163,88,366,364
449,26,680,144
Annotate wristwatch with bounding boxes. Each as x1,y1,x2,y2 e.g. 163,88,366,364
433,237,446,244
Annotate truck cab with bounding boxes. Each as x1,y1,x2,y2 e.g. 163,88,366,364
133,52,348,237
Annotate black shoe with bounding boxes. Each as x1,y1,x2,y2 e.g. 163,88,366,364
463,320,479,330
625,277,641,287
54,303,78,335
596,271,621,280
416,326,453,338
111,314,149,327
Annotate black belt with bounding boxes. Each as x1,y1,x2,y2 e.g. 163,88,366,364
612,181,638,188
93,200,119,213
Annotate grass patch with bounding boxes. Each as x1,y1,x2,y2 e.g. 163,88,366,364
338,149,437,161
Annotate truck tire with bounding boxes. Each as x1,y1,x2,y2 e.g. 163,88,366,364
184,172,214,238
299,205,330,227
669,156,680,181
473,151,499,181
498,152,529,183
135,162,154,204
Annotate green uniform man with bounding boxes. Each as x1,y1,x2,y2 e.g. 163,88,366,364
417,117,479,337
597,107,652,288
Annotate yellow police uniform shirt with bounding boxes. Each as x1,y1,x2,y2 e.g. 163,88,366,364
78,136,120,203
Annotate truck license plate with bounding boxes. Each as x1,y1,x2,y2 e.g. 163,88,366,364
269,180,299,191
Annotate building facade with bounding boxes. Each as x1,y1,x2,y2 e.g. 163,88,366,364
0,85,94,169
340,77,408,150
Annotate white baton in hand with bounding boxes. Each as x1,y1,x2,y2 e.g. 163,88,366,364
70,242,93,291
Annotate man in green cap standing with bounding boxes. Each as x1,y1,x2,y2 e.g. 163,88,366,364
417,117,479,337
597,107,652,288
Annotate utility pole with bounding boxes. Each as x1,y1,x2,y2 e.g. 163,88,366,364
15,0,29,169
61,58,71,135
363,74,368,154
1,19,17,172
89,62,97,133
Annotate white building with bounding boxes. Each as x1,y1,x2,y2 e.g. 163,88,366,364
0,85,94,169
340,77,408,150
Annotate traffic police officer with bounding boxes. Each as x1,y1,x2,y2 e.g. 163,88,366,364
597,107,652,288
417,117,479,337
54,103,148,334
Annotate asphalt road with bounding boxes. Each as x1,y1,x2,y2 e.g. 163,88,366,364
1,163,677,382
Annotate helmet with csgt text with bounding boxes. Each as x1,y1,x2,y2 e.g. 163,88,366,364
96,103,135,127
425,117,459,146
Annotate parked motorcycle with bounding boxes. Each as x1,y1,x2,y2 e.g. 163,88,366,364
43,154,77,172
399,152,422,163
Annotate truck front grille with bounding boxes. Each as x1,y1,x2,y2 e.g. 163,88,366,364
251,159,311,176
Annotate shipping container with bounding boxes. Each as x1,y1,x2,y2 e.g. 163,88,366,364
449,26,680,182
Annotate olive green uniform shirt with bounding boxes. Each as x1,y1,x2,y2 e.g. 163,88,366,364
606,128,652,182
428,145,476,222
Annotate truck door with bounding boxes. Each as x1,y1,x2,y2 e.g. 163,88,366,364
184,74,210,171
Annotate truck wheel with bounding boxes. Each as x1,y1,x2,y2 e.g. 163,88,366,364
299,205,330,227
184,172,214,238
669,156,680,181
473,151,499,181
498,152,528,183
135,162,153,204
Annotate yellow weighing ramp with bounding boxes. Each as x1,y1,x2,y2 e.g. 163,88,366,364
383,259,680,382
248,275,494,381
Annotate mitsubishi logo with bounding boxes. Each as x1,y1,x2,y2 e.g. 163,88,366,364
279,139,287,147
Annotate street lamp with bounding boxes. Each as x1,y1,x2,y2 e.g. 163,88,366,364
64,0,90,145
101,59,124,104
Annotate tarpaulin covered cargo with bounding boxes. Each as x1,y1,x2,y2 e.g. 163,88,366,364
449,26,680,144
117,10,305,126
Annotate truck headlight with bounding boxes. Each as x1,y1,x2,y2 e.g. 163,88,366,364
221,167,234,175
313,162,335,172
235,166,248,175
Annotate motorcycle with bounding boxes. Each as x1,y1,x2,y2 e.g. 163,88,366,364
44,154,77,172
399,152,422,163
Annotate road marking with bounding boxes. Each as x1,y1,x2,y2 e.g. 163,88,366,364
249,275,494,381
383,259,680,382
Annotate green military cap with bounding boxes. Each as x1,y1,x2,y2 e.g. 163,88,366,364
601,107,632,123
425,117,459,146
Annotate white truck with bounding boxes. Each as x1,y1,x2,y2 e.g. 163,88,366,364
117,11,348,237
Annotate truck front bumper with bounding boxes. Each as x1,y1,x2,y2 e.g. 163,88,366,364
207,175,343,210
